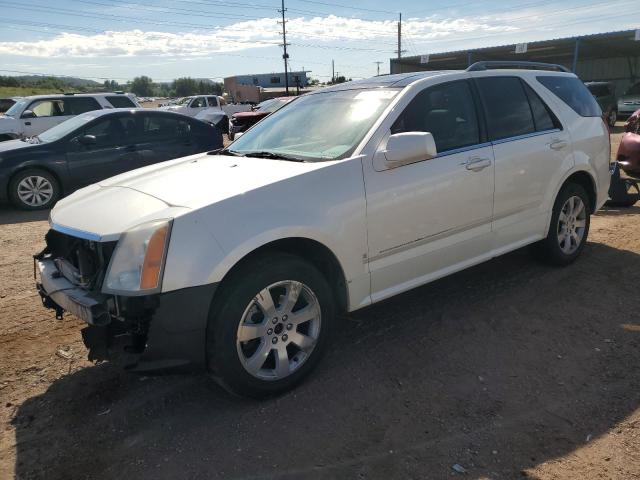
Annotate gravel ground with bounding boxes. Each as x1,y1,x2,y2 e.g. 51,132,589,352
1,129,639,480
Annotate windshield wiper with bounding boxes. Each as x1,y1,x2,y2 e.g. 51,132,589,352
211,148,244,156
241,151,306,162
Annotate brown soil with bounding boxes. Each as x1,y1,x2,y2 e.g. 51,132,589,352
1,131,639,480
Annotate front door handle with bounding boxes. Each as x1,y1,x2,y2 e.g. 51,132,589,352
548,138,568,150
464,157,492,171
24,121,31,126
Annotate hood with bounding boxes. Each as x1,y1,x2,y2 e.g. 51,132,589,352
0,115,19,134
0,138,35,153
50,184,189,241
97,153,332,210
232,110,269,119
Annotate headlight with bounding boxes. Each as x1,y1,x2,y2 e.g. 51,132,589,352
103,219,172,295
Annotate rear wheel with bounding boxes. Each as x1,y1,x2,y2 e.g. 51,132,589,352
533,183,591,266
9,169,60,210
206,253,334,398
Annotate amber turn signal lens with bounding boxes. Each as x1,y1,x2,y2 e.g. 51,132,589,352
140,225,169,290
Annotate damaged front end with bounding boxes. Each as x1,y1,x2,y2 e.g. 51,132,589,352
35,229,164,368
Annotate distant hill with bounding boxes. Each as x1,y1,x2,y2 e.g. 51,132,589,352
14,75,101,87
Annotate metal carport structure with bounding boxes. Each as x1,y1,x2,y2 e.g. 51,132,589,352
390,30,640,92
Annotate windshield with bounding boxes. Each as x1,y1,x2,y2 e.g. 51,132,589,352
626,83,640,95
176,97,192,105
255,99,279,111
4,98,29,117
37,113,98,143
229,88,399,161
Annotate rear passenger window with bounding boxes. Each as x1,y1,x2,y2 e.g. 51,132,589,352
106,96,136,108
65,97,101,115
537,76,601,117
522,82,558,132
141,116,191,141
391,80,480,153
476,77,535,141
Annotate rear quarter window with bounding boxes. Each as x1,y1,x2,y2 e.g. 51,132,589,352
106,96,136,108
65,97,102,115
537,76,602,117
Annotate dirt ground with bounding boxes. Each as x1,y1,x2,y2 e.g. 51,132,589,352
1,128,639,480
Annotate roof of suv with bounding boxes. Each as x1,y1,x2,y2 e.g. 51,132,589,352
315,66,575,94
18,92,135,101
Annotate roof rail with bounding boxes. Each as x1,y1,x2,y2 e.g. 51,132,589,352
466,61,571,73
63,92,76,96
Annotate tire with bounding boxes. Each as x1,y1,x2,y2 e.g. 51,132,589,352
206,252,335,398
607,178,639,207
0,134,15,142
532,183,591,266
9,169,60,210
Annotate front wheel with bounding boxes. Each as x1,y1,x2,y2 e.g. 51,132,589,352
206,253,335,398
9,169,60,210
532,183,591,266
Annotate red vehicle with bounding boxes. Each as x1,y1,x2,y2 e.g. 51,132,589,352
228,97,294,140
617,109,640,178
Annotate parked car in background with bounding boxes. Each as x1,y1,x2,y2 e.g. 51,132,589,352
618,82,640,119
585,81,617,127
228,97,295,140
195,108,229,134
0,97,21,114
0,92,140,141
617,108,640,178
0,109,222,210
35,62,609,398
160,95,249,118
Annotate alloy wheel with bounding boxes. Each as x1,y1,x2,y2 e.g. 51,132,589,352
17,176,54,207
557,195,587,255
236,280,321,381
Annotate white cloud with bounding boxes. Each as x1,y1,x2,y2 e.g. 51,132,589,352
0,15,516,58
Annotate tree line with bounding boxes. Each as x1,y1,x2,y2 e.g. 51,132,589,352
127,76,223,97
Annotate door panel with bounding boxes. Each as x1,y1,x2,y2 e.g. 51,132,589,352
133,115,197,167
363,79,495,302
65,116,140,188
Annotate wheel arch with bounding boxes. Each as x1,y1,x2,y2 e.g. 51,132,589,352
211,237,349,315
561,169,597,213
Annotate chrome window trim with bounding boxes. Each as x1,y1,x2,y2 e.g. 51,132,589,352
436,141,493,158
491,128,560,146
50,222,103,242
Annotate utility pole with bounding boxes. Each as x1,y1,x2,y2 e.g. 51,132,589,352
374,61,382,76
397,13,401,59
278,0,290,95
331,59,335,84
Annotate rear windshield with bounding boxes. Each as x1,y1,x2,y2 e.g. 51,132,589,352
537,76,601,117
106,96,136,108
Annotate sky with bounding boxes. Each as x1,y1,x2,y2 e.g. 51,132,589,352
0,0,639,84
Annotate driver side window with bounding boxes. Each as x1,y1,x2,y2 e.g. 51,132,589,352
392,80,480,153
82,117,136,147
28,100,66,118
191,97,206,108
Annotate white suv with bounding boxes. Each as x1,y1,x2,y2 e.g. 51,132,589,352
0,92,140,141
35,62,610,398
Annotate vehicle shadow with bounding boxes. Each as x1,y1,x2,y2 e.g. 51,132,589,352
11,242,640,479
0,206,49,226
598,204,640,216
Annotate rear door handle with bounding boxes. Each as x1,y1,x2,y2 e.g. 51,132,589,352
463,157,492,171
548,138,568,150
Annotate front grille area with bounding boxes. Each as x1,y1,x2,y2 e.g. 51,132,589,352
44,229,117,291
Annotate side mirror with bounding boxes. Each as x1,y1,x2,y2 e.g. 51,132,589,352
78,134,97,145
21,110,35,119
383,132,437,168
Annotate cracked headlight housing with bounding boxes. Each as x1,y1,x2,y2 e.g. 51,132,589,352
103,219,172,295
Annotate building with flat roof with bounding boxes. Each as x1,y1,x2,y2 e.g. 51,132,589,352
390,30,640,93
224,71,309,103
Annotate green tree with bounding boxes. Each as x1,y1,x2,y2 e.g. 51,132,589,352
130,76,154,96
172,77,199,97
